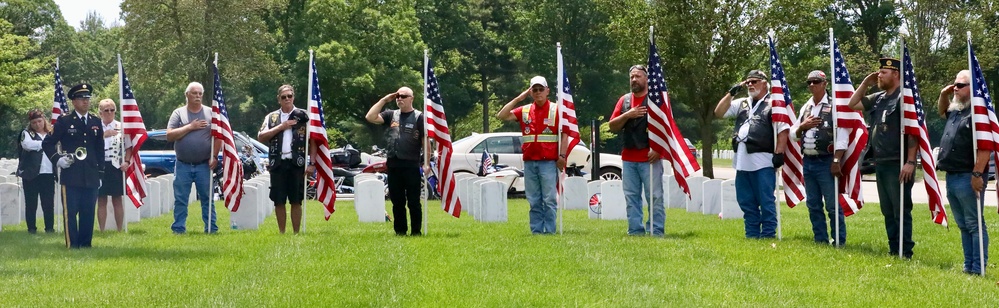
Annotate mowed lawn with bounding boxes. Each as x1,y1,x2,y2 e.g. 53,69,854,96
1,198,996,306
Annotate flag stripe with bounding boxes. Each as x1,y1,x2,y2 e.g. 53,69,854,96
901,43,947,226
647,36,700,197
308,54,337,219
210,61,245,212
118,59,148,208
426,57,461,217
768,36,805,206
831,37,868,216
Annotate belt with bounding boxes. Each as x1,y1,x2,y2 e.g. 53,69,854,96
177,159,209,165
803,154,833,159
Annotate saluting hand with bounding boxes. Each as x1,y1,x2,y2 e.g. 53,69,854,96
940,84,956,95
861,72,879,87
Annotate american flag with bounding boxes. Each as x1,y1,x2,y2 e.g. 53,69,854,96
830,37,869,216
767,36,805,207
968,38,999,213
51,60,68,125
425,55,461,218
901,42,947,226
646,33,700,196
118,57,149,208
210,59,244,212
556,45,581,153
308,53,337,220
479,150,493,175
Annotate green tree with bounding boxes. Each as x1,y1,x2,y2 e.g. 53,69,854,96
0,18,51,157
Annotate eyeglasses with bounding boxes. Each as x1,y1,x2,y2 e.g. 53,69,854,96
746,80,762,85
531,87,546,93
954,83,969,89
280,94,294,100
396,94,412,99
807,80,824,85
101,109,115,113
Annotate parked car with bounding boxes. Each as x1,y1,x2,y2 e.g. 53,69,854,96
139,129,267,177
449,132,623,182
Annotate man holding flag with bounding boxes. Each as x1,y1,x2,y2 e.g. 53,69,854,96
609,64,664,236
258,84,312,234
935,69,990,275
847,58,918,258
714,70,789,239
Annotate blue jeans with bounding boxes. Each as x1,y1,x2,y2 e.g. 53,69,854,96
172,161,217,233
946,173,990,273
735,168,777,238
803,155,846,244
524,160,557,234
623,160,665,235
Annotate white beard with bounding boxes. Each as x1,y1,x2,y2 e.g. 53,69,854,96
948,97,970,112
748,89,760,99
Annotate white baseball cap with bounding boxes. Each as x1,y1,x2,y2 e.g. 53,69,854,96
529,76,548,88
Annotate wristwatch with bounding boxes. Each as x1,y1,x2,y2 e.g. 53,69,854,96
972,171,984,178
906,160,917,166
559,154,566,159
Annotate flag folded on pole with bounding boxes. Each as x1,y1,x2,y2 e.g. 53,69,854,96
830,38,869,216
767,36,805,207
646,31,700,196
425,56,461,218
211,59,244,212
968,38,999,213
308,52,337,219
557,47,580,153
52,60,68,125
901,42,948,226
118,57,149,208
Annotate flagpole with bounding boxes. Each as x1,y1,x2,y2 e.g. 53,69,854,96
967,32,986,276
211,52,218,235
423,49,430,235
304,50,316,234
770,34,782,241
829,29,840,247
898,40,905,259
55,57,64,234
556,42,565,235
118,54,128,233
648,26,656,237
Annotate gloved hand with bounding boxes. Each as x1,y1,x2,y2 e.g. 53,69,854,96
728,84,744,96
57,156,73,169
772,153,784,169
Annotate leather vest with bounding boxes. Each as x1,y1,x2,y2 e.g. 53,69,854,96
17,129,43,181
385,110,423,162
265,108,309,169
867,90,905,161
732,97,775,153
936,106,974,172
800,102,835,156
620,94,650,150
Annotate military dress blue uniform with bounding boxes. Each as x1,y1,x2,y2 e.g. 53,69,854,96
43,84,105,249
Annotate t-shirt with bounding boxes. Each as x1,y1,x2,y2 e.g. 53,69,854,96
167,106,213,163
610,93,649,162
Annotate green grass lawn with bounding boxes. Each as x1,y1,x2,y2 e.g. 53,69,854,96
1,199,996,306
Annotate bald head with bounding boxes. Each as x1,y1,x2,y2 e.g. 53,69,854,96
395,87,415,112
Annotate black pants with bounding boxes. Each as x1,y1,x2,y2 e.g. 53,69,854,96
875,162,915,257
23,174,55,232
387,166,422,235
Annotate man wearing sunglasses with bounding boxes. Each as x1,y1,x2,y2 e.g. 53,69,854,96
366,87,427,236
713,70,789,239
847,58,917,259
259,84,313,234
934,70,990,274
792,70,849,246
497,76,570,234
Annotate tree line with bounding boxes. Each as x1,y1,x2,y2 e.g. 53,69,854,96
2,0,997,177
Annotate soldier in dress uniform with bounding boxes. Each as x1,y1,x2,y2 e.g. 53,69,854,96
43,83,105,249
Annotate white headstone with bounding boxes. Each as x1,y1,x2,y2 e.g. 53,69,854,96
586,180,603,219
685,176,708,213
0,183,21,226
456,177,476,216
470,178,492,219
719,179,743,219
702,179,723,215
230,185,261,230
355,180,386,222
599,180,626,220
478,181,507,222
139,179,160,218
562,177,588,210
354,174,377,185
664,175,686,209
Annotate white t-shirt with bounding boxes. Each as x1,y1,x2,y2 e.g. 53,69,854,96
792,94,849,155
21,131,52,174
723,96,789,171
279,109,293,159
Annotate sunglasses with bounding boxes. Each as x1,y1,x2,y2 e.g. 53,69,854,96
954,83,969,89
531,87,546,93
396,94,412,99
101,109,115,113
280,94,294,100
807,80,824,85
746,80,763,85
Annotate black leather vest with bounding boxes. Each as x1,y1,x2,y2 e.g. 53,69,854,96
867,90,905,161
800,101,835,156
936,106,975,172
620,94,649,150
265,108,309,169
385,110,423,162
732,97,775,153
17,129,43,181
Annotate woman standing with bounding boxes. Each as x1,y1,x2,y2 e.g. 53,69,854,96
97,99,129,232
17,109,55,234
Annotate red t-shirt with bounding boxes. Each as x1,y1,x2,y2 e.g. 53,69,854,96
611,94,649,162
513,100,559,161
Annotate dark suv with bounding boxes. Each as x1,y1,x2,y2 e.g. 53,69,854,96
139,129,268,177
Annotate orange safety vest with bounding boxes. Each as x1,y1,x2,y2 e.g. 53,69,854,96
518,100,559,161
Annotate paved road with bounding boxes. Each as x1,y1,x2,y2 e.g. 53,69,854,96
692,167,999,209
